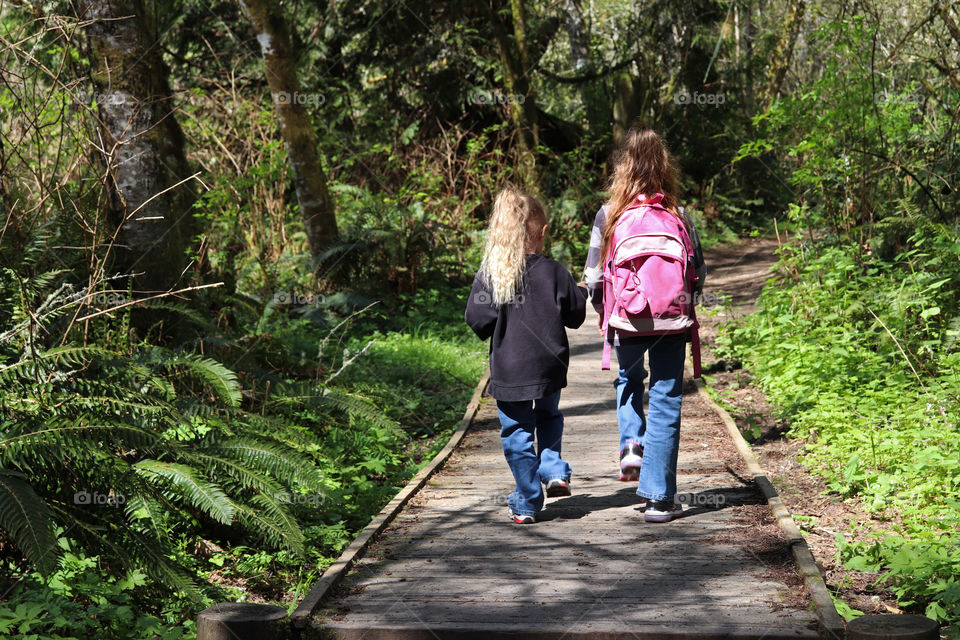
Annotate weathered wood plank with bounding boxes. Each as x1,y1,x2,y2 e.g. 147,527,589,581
315,622,819,640
335,576,792,600
318,602,817,626
364,539,769,558
307,307,822,639
347,558,791,578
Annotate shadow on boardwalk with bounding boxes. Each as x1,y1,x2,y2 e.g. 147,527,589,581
309,308,821,639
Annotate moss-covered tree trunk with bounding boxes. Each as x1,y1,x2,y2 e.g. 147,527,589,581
483,0,543,194
238,0,339,267
561,0,605,135
762,0,806,108
83,0,194,291
612,72,639,146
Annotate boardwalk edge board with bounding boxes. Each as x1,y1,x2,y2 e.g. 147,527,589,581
288,367,491,629
692,371,847,640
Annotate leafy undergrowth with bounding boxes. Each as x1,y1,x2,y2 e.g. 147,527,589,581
716,225,960,634
0,274,485,639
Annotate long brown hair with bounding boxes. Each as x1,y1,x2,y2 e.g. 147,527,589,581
600,128,684,261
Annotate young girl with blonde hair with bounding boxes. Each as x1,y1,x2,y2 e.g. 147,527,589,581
582,128,706,523
466,186,587,524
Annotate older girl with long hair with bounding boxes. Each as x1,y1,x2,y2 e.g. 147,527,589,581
582,128,706,523
466,186,587,524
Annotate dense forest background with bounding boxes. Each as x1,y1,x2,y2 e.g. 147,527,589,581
1,0,958,637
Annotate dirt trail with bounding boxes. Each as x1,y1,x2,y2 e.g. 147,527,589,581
702,235,784,311
695,235,903,620
696,235,783,351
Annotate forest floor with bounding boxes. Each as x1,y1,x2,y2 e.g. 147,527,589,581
697,235,903,619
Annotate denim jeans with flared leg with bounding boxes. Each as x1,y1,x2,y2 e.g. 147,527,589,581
496,390,572,517
614,334,686,501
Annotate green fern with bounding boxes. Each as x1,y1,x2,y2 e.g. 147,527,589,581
0,468,57,575
192,450,287,497
201,439,326,491
158,352,242,407
233,498,305,554
133,460,235,524
0,259,434,608
270,383,402,435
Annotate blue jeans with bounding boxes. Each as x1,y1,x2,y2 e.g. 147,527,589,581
614,334,686,501
496,391,572,516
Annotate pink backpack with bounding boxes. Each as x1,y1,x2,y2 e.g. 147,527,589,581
600,193,701,377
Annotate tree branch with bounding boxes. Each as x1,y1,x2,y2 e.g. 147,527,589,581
539,54,637,84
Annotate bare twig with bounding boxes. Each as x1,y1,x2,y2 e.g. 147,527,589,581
315,300,380,384
323,339,377,386
865,306,930,396
73,282,224,323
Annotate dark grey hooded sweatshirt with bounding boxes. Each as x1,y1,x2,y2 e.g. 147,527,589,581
465,254,587,402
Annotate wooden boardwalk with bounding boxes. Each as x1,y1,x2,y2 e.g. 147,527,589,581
309,308,823,639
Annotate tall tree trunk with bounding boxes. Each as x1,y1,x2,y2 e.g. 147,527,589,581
83,0,194,291
561,0,605,134
482,0,543,193
762,0,806,109
612,72,638,147
938,2,960,50
743,0,754,92
238,0,338,267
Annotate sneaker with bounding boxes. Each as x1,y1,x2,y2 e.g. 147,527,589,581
619,443,643,481
545,478,571,497
509,510,535,524
643,498,682,523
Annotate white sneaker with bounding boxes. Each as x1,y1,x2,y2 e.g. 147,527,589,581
644,499,683,522
509,510,535,524
619,443,643,481
545,478,571,497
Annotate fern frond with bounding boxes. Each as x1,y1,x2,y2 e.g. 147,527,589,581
189,451,286,496
123,533,204,602
123,362,177,400
201,438,326,491
314,387,403,435
234,498,304,555
161,353,241,407
232,414,326,451
142,301,220,334
123,494,171,541
3,385,173,421
0,468,57,575
1,423,167,461
37,344,117,367
133,459,235,524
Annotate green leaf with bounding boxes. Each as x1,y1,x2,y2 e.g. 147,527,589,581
164,354,241,407
133,460,234,524
0,469,57,575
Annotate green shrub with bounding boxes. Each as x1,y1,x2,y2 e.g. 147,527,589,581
717,225,960,630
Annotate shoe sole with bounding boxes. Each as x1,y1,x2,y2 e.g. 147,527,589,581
620,456,640,482
619,453,642,481
644,513,678,523
509,511,535,524
644,508,682,523
546,484,571,497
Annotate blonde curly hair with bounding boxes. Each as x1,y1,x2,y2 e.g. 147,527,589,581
480,186,547,307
